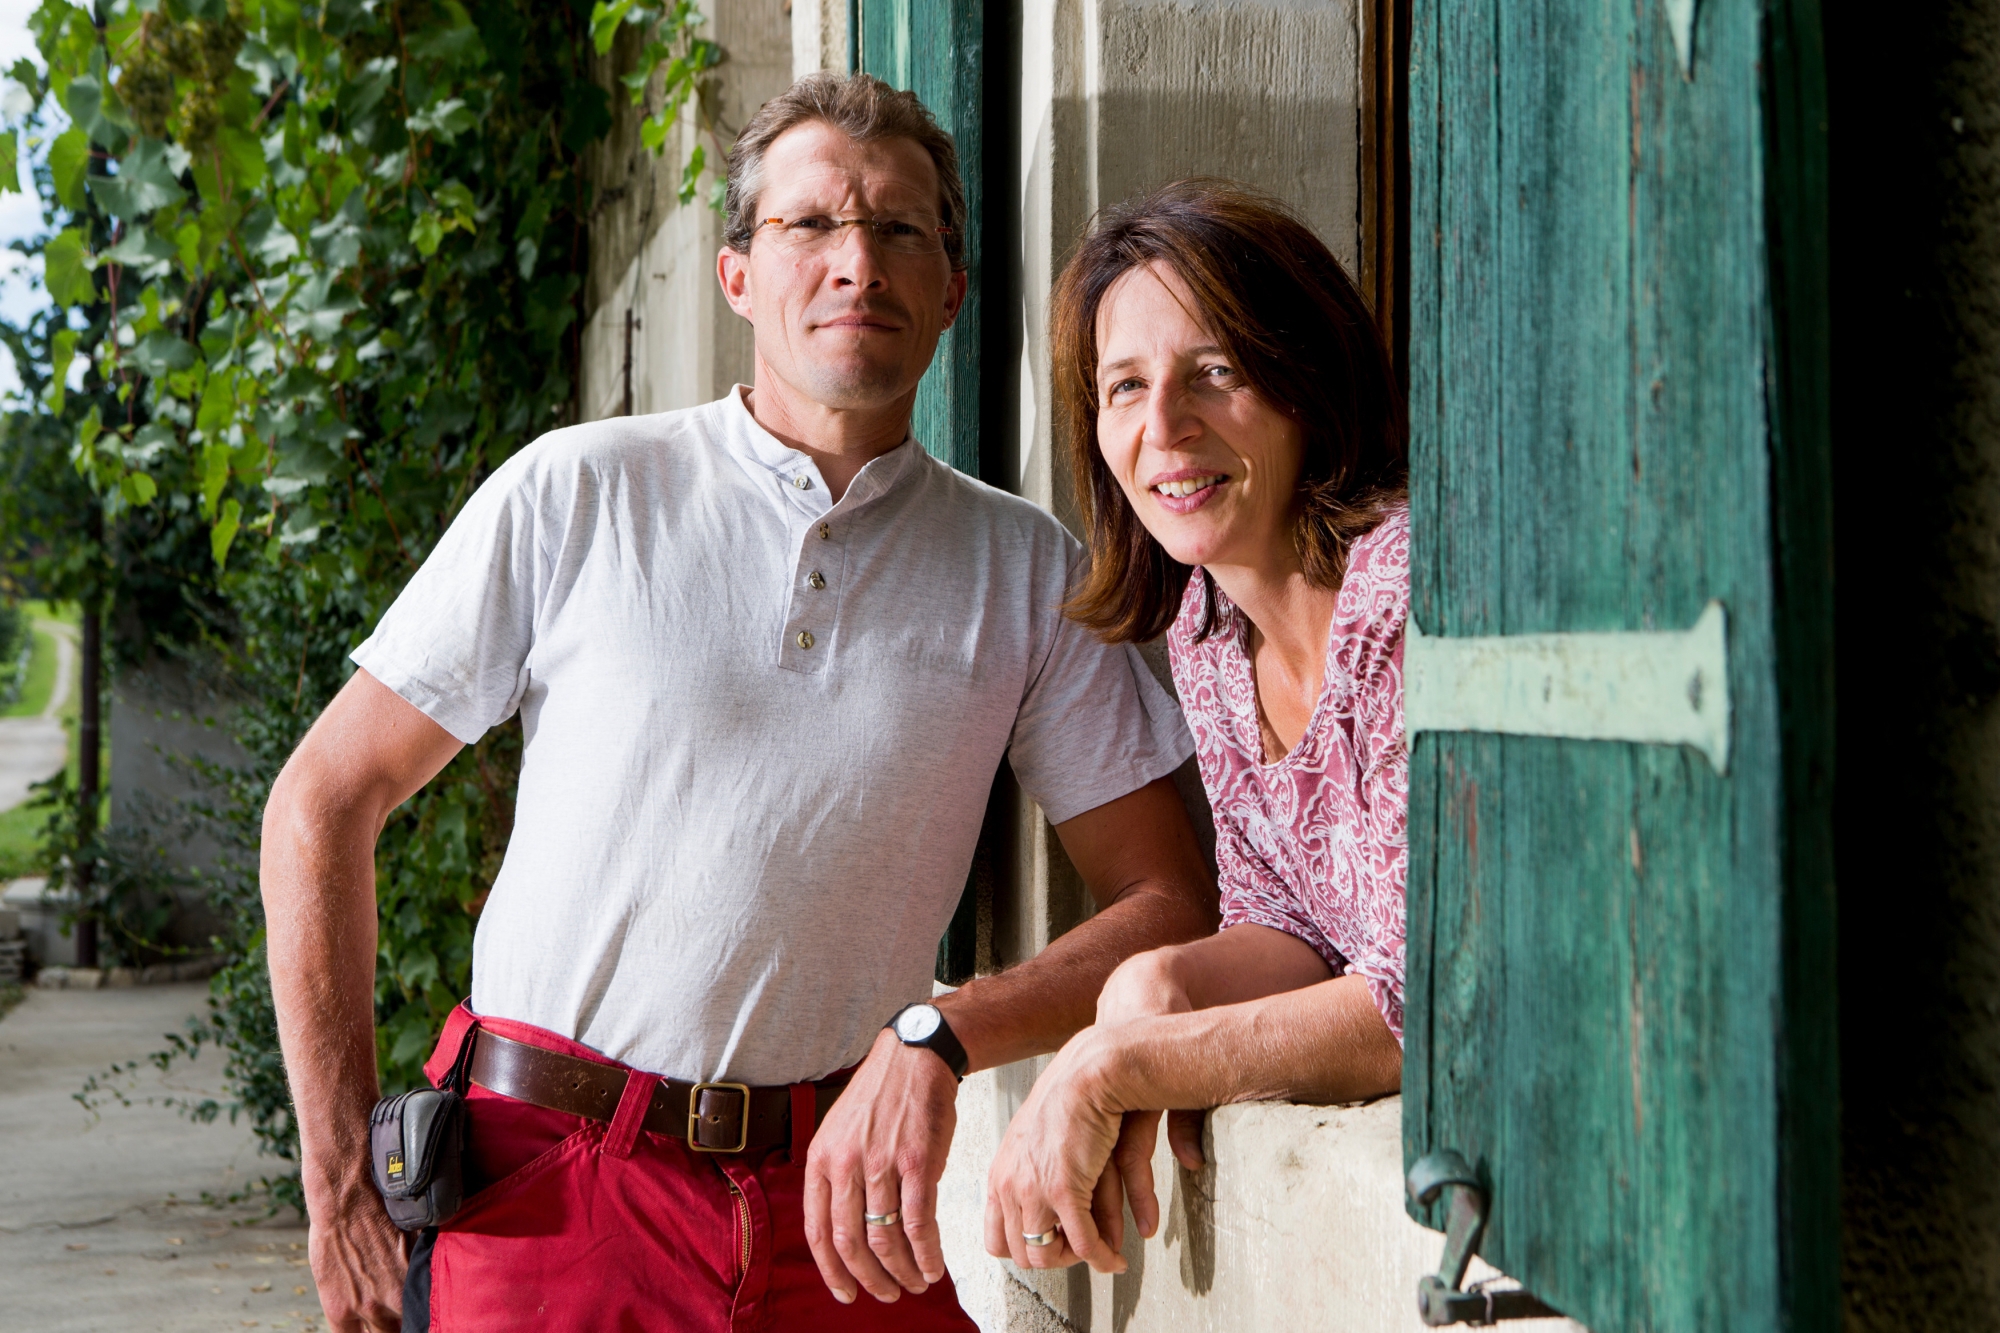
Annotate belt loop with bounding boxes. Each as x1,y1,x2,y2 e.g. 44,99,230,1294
603,1071,659,1160
423,1001,479,1091
789,1082,817,1163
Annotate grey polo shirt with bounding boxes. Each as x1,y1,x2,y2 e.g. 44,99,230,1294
352,389,1193,1084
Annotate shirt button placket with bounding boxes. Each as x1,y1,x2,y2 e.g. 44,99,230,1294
784,488,838,671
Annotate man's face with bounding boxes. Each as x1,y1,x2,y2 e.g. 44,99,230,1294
720,122,967,412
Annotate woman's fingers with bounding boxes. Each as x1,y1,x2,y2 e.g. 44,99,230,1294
1112,1110,1163,1239
1167,1108,1207,1171
1090,1156,1128,1258
1051,1183,1121,1274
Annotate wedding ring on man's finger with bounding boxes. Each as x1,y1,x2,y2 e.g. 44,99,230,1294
1023,1225,1062,1247
864,1210,901,1227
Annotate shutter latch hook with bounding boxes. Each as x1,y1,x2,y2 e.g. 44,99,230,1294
1407,1151,1564,1325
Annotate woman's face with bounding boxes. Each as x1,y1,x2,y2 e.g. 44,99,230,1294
1094,261,1304,574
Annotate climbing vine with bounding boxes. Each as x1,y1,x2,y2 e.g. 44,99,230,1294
6,0,721,1210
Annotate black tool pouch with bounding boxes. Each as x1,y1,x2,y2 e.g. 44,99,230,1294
369,1026,474,1232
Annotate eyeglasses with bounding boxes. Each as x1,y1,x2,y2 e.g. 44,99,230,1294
755,212,954,257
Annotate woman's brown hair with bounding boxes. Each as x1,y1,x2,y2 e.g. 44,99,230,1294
1056,178,1408,643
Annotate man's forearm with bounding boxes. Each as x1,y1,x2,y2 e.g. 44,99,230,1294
937,886,1212,1073
262,780,390,1200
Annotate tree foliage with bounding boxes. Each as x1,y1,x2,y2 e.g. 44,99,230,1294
9,0,720,1207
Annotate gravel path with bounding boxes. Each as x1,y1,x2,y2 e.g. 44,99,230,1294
0,982,328,1332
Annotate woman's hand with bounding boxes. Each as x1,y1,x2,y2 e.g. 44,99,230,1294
1094,948,1208,1177
984,1026,1134,1274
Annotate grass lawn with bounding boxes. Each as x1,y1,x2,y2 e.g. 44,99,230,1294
1,626,58,719
0,601,86,881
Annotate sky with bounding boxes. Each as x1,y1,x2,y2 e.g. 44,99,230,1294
0,0,58,398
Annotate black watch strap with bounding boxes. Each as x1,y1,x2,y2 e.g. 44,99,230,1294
887,1004,969,1080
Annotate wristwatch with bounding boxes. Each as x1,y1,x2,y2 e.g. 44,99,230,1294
886,1002,969,1080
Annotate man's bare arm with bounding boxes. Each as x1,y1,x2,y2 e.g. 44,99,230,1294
936,773,1218,1071
804,772,1215,1305
262,669,463,1333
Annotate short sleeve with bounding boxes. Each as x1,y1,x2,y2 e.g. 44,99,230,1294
1005,565,1194,825
349,452,548,744
1215,815,1349,972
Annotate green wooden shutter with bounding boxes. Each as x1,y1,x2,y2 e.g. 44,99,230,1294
854,0,987,983
855,0,983,479
1402,2,1835,1330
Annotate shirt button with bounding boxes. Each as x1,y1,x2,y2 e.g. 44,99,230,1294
818,522,831,540
796,631,815,650
793,475,813,490
807,571,826,590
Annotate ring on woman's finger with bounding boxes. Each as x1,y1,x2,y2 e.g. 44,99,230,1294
1023,1225,1063,1247
864,1210,901,1227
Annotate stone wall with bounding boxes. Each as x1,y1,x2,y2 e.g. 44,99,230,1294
576,3,795,422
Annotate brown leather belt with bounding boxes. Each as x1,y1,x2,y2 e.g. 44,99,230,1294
468,1029,848,1154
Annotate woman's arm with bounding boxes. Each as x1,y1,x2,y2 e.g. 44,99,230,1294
984,927,1400,1275
1095,921,1340,1023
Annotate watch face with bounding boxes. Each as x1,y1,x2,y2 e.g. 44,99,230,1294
895,1004,942,1043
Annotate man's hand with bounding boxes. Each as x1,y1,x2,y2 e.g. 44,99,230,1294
804,1028,960,1304
306,1175,407,1333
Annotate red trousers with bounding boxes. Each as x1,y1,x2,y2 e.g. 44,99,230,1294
408,1005,978,1333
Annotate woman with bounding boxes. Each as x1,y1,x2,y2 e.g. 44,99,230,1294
984,179,1409,1274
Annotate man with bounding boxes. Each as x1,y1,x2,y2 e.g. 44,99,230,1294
263,72,1214,1333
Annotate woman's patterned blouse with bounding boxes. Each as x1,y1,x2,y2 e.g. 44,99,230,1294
1167,506,1410,1042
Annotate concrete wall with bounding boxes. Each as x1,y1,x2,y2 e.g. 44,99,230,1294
107,656,248,952
577,3,795,423
1827,8,2000,1330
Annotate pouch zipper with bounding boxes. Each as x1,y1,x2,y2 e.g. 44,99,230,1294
728,1179,752,1281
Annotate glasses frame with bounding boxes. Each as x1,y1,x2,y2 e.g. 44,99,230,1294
754,212,956,257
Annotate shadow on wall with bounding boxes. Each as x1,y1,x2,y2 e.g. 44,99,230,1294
1089,92,1362,273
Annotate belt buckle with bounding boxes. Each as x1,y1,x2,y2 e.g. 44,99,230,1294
687,1081,753,1153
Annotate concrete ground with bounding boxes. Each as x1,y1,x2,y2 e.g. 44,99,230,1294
0,618,75,814
0,982,328,1332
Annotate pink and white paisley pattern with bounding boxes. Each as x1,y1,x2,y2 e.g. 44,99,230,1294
1168,506,1410,1043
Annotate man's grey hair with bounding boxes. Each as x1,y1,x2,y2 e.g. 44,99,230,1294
724,72,968,272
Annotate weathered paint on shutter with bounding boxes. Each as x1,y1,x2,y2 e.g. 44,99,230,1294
854,0,986,982
1402,1,1835,1330
856,0,983,479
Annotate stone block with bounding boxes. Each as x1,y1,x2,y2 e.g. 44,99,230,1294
35,966,103,990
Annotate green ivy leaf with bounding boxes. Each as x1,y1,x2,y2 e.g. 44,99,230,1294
210,497,241,568
100,225,177,277
200,441,232,519
407,98,477,144
0,131,19,196
120,471,158,506
46,327,77,416
48,127,88,210
131,329,199,379
677,141,705,206
589,0,638,53
43,229,95,309
90,139,188,221
410,210,444,257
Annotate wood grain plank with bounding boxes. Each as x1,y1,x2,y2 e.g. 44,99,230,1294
1405,0,1834,1328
